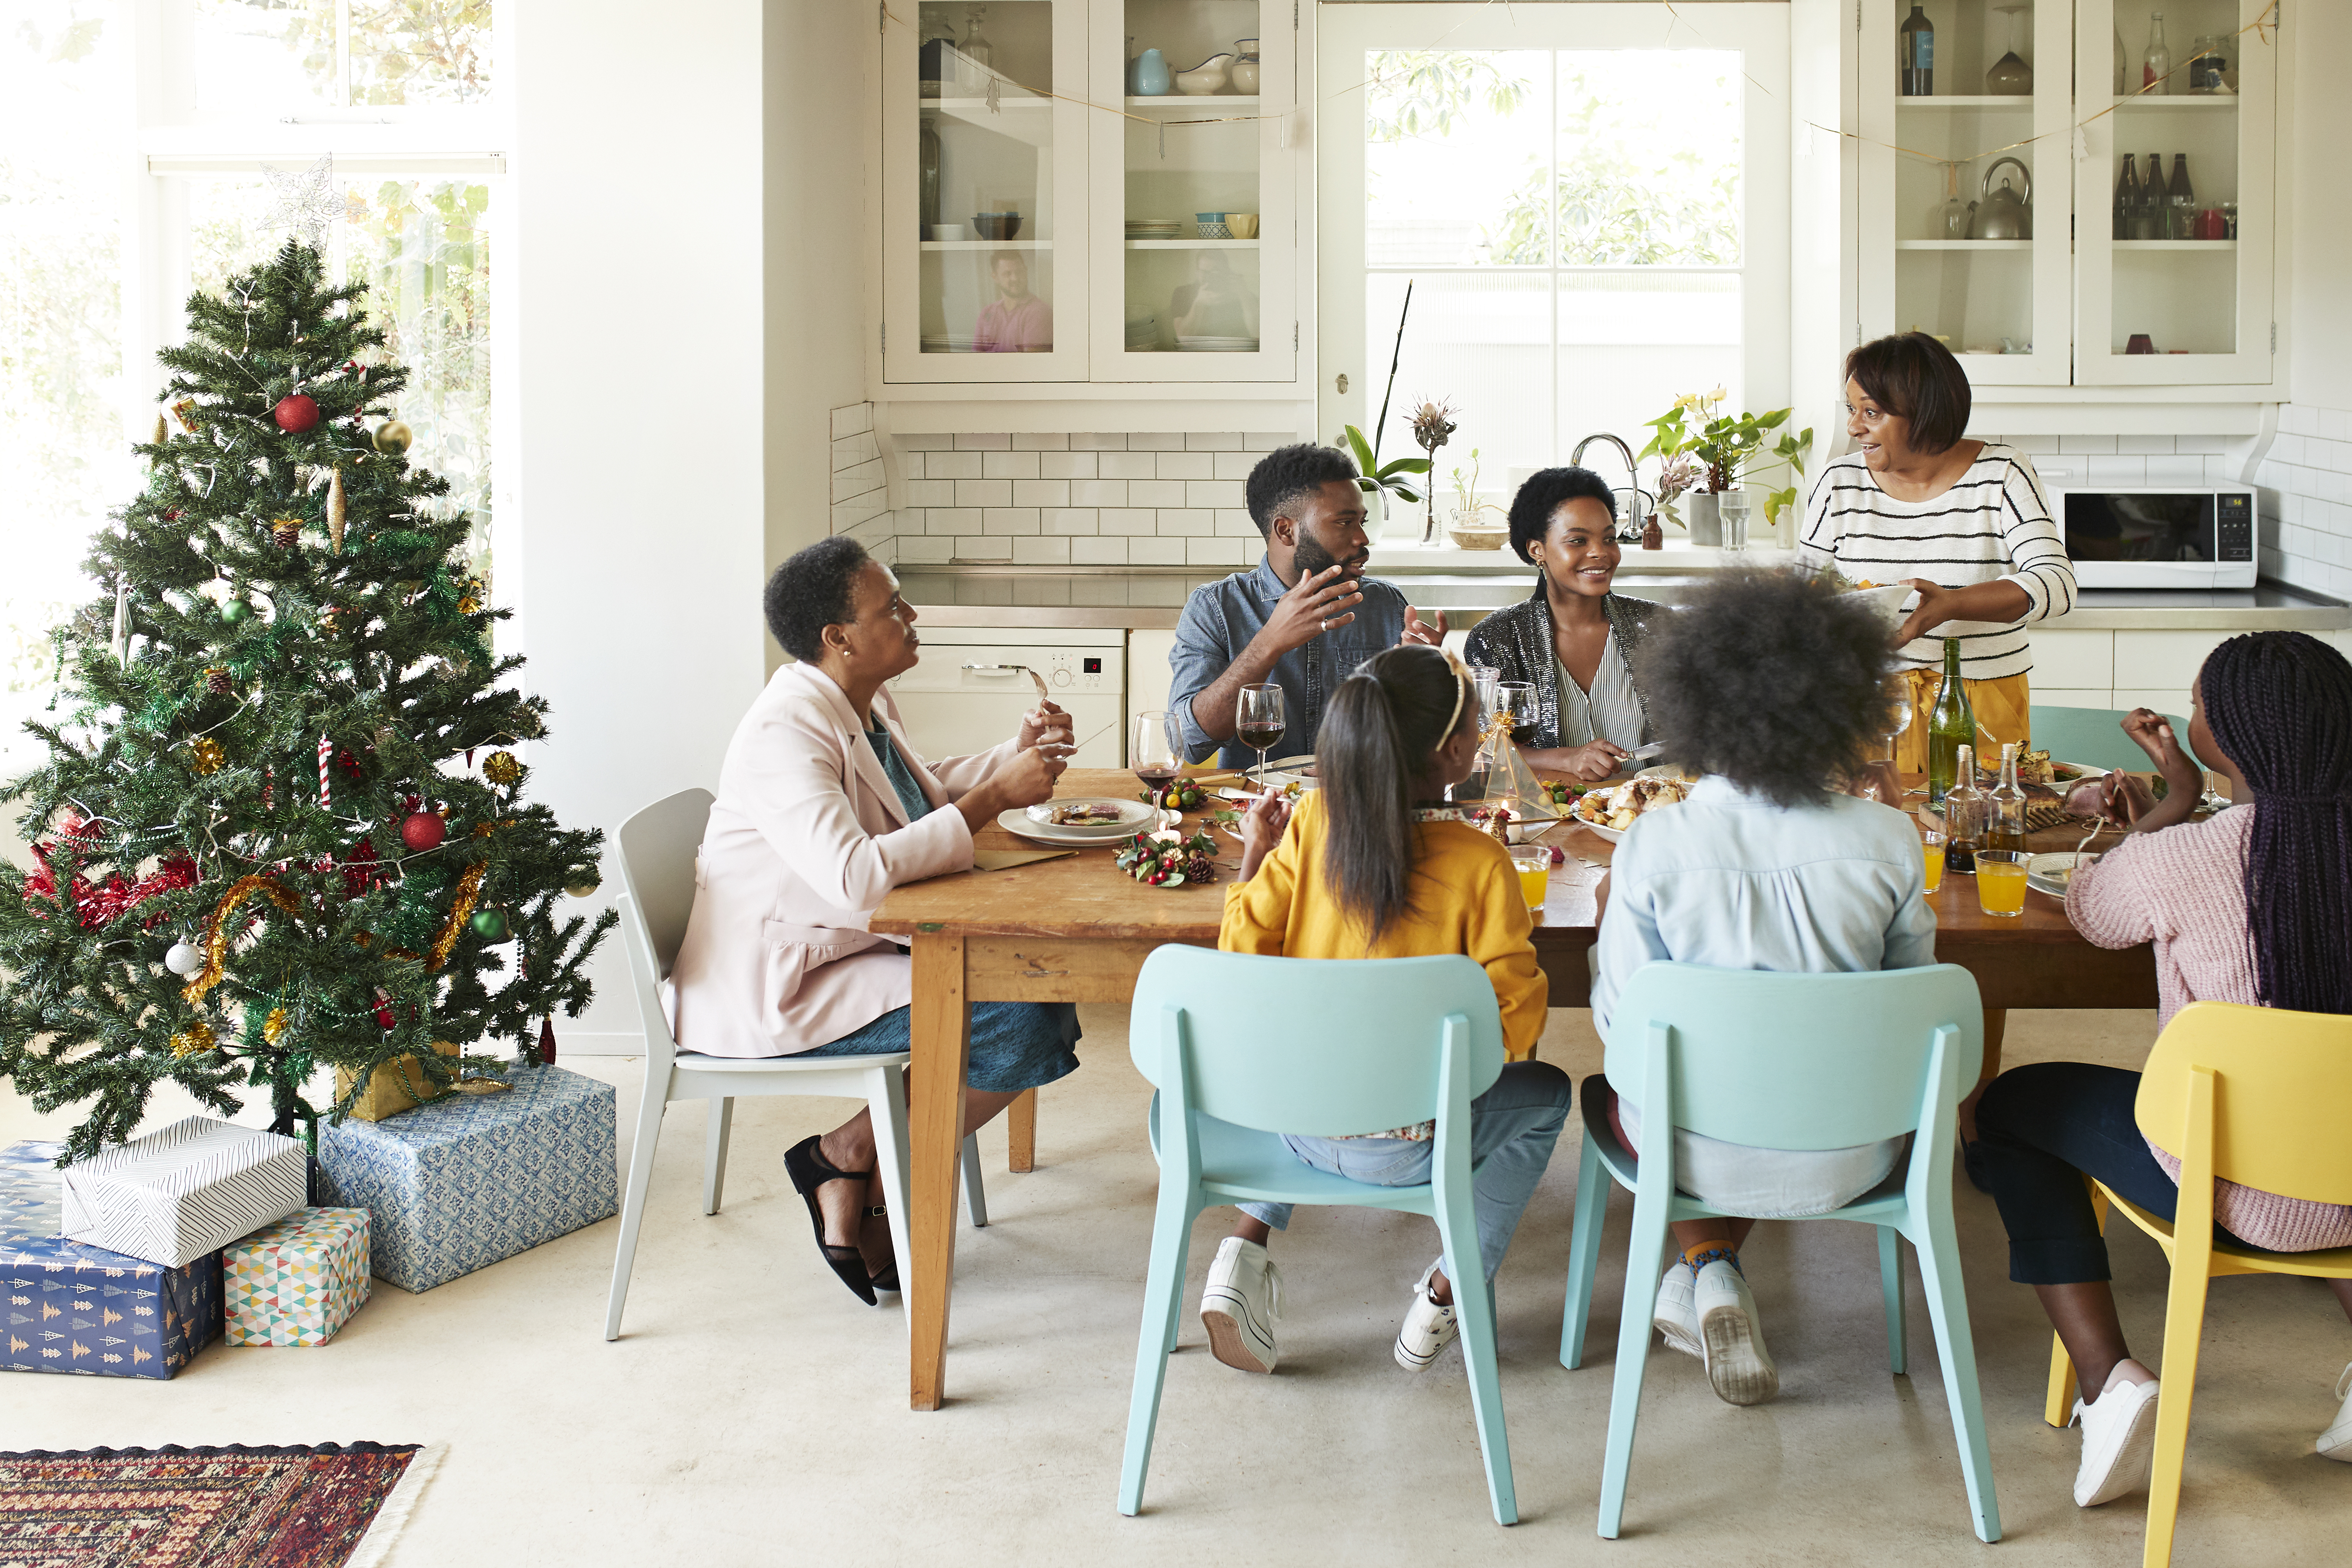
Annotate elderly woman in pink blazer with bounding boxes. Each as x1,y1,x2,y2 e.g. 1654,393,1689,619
667,537,1079,1304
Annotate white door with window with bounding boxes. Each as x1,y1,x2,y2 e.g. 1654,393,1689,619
1316,2,1789,533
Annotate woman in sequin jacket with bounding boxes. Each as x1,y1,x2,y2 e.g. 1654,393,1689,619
1461,467,1665,781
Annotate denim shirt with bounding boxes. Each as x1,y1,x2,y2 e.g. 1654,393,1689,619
1169,557,1408,768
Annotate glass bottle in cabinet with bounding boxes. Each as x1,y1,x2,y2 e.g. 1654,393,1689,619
885,0,1089,380
1092,0,1293,379
2141,11,2170,95
1899,5,1934,95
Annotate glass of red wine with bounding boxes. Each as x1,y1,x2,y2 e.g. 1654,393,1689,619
1237,683,1286,787
1132,710,1182,816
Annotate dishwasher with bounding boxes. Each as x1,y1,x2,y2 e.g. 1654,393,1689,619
885,627,1127,768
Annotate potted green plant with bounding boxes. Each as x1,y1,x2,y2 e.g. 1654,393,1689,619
1637,388,1812,547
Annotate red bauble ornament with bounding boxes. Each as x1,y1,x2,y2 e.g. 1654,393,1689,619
399,811,447,852
273,393,321,433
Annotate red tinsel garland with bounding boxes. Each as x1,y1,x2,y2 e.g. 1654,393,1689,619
25,844,199,931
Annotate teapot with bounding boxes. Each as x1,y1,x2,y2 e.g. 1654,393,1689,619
1968,156,2033,241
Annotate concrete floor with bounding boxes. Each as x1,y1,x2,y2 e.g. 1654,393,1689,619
6,1007,2347,1566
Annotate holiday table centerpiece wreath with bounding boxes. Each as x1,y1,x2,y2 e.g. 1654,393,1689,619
0,188,615,1164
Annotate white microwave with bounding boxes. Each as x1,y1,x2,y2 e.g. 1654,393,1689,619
2053,485,2257,589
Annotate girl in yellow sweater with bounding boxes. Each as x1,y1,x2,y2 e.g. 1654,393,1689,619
1202,644,1569,1375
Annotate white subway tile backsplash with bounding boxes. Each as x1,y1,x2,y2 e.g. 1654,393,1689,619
831,459,885,501
2116,434,2175,455
1040,452,1097,480
2060,434,2120,454
1012,536,1071,565
981,508,1041,535
1013,479,1070,508
2254,401,2352,595
927,451,982,480
1155,451,1214,480
1042,508,1098,535
1071,478,1129,507
1099,508,1159,536
1071,537,1129,566
1244,432,1292,451
1216,508,1261,538
983,450,1040,480
1187,432,1244,451
830,403,874,439
925,508,980,534
1130,432,1186,451
1129,479,1188,506
898,535,955,564
1070,433,1129,450
1013,432,1070,451
1155,509,1213,536
1129,578,1190,606
1100,452,1157,479
955,479,1012,508
1128,536,1186,565
899,432,954,450
2085,456,2146,486
954,431,1012,450
2144,456,2207,484
1187,479,1244,509
955,535,1012,561
1185,537,1244,566
2281,404,2319,436
905,480,955,508
1214,451,1258,481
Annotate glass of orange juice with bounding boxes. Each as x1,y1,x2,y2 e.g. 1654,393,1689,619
1921,829,1946,895
1508,846,1551,912
1975,850,2030,917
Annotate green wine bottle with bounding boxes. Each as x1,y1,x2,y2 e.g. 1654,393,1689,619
1926,638,1976,803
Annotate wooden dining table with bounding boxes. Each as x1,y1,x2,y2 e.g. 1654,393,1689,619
869,769,2159,1411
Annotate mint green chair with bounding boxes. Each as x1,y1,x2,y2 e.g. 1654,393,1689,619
1561,962,1999,1543
2029,704,2188,775
1118,945,1517,1524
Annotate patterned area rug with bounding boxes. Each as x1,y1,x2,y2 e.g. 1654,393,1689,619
0,1441,442,1568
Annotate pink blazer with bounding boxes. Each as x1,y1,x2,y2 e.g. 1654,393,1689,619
664,662,1015,1057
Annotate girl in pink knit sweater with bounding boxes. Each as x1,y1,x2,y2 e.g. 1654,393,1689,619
1975,631,2352,1509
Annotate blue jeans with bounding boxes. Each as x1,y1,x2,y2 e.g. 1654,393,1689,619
1975,1060,2250,1285
799,1001,1080,1095
1237,1061,1573,1284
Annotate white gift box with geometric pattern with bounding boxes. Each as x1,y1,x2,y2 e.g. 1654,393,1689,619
58,1116,308,1269
224,1207,371,1346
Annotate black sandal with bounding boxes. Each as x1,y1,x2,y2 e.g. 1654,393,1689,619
784,1135,885,1306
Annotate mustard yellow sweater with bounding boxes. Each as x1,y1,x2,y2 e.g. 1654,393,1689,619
1218,790,1549,1061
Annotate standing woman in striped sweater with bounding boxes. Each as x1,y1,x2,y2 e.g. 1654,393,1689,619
1800,332,2076,769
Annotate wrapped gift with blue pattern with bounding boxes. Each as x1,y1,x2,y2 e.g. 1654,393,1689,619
2,1141,222,1379
316,1063,616,1293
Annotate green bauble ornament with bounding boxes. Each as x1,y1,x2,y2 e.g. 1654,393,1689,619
469,907,510,942
219,597,252,626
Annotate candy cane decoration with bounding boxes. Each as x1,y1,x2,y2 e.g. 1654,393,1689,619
318,734,332,810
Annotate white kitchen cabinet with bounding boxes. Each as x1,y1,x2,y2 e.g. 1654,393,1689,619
878,0,1310,394
1857,0,2278,393
1125,627,1178,762
2031,626,2116,691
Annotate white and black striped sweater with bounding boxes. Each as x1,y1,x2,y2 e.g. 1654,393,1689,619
1799,443,2075,680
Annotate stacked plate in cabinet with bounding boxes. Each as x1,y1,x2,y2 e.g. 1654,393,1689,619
1125,218,1184,241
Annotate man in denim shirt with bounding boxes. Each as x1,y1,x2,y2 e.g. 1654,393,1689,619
1170,444,1446,769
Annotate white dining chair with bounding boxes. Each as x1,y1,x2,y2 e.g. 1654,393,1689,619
603,787,987,1339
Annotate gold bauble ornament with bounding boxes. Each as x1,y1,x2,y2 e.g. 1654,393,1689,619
565,871,601,898
481,750,524,788
373,420,413,454
188,737,226,775
263,1005,291,1044
169,1019,218,1058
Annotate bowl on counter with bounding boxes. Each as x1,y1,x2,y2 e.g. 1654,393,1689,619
972,211,1023,241
1445,521,1509,550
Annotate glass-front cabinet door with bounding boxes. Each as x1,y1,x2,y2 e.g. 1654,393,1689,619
884,0,1092,381
2075,0,2275,384
1859,0,2075,387
1088,0,1295,380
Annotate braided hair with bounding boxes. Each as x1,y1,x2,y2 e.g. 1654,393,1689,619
1316,645,1475,944
2197,631,2352,1014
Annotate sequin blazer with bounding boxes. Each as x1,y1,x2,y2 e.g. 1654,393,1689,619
1460,590,1664,749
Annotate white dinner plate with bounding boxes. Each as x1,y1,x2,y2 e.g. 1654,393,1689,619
2026,851,2084,899
1001,801,1160,846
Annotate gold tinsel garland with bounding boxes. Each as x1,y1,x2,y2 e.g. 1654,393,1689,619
181,875,302,1007
168,1019,217,1058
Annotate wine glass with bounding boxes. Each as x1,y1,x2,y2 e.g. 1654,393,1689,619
1883,677,1915,765
1493,681,1537,746
1236,683,1286,787
1131,710,1182,815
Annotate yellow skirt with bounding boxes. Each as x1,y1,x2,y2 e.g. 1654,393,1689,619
1894,667,2030,774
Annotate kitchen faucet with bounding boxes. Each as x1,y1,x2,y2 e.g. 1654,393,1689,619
1568,433,1654,544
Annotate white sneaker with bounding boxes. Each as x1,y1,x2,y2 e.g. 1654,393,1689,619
1394,1259,1461,1372
2071,1372,2162,1507
2318,1364,2352,1462
1653,1262,1703,1360
1200,1237,1282,1374
1692,1258,1780,1406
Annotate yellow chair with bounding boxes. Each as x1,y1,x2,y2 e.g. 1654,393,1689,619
2042,1001,2352,1568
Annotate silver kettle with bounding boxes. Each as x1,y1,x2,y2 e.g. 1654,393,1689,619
1968,156,2033,241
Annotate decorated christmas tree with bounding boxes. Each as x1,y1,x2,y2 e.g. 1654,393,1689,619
0,229,614,1162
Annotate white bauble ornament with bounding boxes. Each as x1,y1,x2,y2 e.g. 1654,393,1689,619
164,941,204,976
